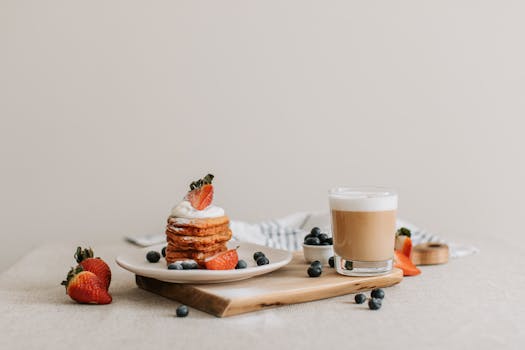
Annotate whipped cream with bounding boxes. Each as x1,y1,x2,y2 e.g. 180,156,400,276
170,200,225,219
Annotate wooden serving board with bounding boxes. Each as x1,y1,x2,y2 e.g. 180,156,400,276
136,253,403,317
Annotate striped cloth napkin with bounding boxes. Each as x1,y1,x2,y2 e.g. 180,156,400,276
126,212,478,258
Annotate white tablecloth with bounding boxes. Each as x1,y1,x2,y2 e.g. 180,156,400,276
0,236,523,350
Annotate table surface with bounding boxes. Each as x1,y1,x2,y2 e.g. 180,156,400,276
1,238,523,350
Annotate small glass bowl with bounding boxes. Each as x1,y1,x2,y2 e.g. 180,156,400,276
302,243,334,266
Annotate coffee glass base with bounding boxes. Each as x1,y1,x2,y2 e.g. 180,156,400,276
334,255,393,276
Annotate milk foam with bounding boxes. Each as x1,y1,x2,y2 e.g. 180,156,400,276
171,200,225,219
329,188,397,212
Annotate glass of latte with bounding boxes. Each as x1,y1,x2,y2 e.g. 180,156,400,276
329,187,397,276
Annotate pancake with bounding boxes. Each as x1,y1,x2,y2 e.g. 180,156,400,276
165,214,231,266
166,229,232,250
166,222,230,237
167,216,229,229
166,240,228,253
165,244,227,266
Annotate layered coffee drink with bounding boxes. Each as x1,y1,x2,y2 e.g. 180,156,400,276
329,187,397,276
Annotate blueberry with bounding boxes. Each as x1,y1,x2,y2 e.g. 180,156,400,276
325,237,333,245
235,260,248,269
328,256,334,268
176,305,189,317
307,266,322,277
320,241,331,246
354,293,367,304
310,260,322,269
253,251,265,261
146,251,161,263
304,237,321,246
168,262,183,270
310,227,321,237
345,261,353,270
368,298,382,310
161,246,166,257
256,256,269,266
181,261,199,270
318,233,329,242
371,288,385,299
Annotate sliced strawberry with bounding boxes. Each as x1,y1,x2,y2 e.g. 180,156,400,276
185,174,215,210
187,184,214,210
395,235,413,258
74,247,111,291
61,266,112,304
204,249,239,270
394,250,421,276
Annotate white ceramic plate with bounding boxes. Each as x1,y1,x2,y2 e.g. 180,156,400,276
116,241,292,284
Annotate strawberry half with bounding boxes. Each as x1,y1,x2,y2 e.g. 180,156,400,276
395,235,413,258
204,248,239,270
61,266,112,304
187,184,214,210
394,250,421,276
74,247,111,290
185,174,214,210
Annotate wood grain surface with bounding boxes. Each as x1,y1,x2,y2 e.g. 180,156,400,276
136,253,403,317
412,243,449,265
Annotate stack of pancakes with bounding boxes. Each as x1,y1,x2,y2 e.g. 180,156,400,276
165,215,231,266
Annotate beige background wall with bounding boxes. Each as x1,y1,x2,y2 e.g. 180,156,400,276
1,1,524,270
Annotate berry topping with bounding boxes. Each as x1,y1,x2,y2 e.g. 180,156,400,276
368,298,382,310
176,305,189,317
328,256,335,268
310,227,321,236
181,261,199,270
318,233,329,242
168,263,183,270
146,251,161,263
355,294,367,304
256,256,270,266
371,288,385,299
186,174,214,210
235,260,248,269
253,251,265,261
310,260,322,269
205,249,239,270
307,266,322,277
304,237,321,246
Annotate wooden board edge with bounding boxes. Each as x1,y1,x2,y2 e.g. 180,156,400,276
135,275,231,317
222,268,403,317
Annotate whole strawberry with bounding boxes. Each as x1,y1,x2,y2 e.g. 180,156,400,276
61,266,112,304
74,247,111,290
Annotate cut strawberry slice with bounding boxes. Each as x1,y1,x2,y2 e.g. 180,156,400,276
395,235,413,258
187,184,214,210
204,249,239,270
394,250,421,276
185,174,215,210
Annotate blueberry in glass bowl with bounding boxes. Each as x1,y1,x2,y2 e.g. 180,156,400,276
302,227,334,266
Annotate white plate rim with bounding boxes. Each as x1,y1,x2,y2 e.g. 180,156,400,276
116,241,292,284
